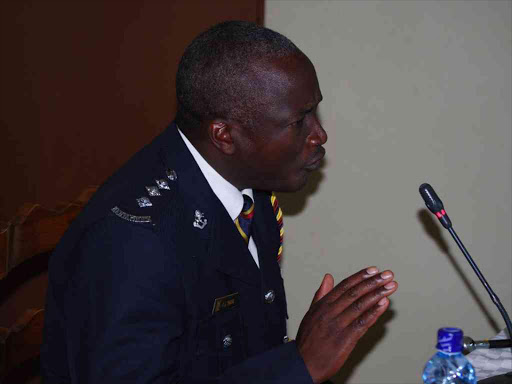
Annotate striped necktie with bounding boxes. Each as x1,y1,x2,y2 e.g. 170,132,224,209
235,194,254,244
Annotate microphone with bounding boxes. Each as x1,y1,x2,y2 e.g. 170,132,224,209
419,183,512,352
419,183,452,229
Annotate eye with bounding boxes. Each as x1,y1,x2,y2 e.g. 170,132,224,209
294,116,306,127
289,105,317,129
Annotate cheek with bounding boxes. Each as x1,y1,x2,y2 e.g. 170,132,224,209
284,137,308,163
265,146,301,168
271,151,306,177
253,132,306,169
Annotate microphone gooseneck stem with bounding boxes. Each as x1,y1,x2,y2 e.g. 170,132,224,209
463,336,512,353
488,339,512,349
447,226,512,352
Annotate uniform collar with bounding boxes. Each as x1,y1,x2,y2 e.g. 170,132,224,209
177,127,253,220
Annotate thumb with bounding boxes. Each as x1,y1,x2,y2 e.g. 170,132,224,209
311,273,334,305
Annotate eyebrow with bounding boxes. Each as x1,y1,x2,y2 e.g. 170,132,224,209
299,95,323,114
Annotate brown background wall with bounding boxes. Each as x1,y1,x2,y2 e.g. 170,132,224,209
0,0,263,326
0,0,264,222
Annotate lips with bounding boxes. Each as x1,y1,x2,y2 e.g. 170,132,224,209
303,147,326,171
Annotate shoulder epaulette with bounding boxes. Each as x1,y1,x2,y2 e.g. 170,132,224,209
110,168,179,226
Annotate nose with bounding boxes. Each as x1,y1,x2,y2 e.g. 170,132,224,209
308,118,328,147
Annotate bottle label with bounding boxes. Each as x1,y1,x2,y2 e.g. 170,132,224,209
438,333,455,352
436,327,463,353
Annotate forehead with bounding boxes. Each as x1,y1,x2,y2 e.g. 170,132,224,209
247,55,322,123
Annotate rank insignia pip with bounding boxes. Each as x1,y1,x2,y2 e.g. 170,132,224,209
155,179,170,190
146,186,161,197
136,196,152,208
166,169,178,181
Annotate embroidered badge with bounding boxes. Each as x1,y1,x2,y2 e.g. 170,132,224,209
111,206,152,223
193,210,207,229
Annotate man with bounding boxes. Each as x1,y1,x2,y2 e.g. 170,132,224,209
41,21,398,384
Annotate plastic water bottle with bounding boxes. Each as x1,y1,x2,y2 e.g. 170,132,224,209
422,327,477,384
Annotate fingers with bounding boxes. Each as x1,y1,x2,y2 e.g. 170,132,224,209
326,266,380,303
345,296,391,343
332,269,396,314
339,270,395,304
330,295,392,354
297,267,397,384
336,279,398,328
311,274,334,305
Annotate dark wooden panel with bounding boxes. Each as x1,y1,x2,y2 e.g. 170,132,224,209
0,0,264,221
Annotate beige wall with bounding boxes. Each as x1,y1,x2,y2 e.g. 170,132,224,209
266,1,511,383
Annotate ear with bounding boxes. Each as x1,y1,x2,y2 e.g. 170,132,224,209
207,120,236,155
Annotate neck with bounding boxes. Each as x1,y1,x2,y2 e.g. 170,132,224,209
179,125,246,191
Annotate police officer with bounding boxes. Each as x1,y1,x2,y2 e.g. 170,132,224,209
42,21,398,384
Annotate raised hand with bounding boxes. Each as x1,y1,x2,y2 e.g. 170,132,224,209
296,267,398,383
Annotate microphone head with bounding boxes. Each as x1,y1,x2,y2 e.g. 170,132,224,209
419,183,452,229
419,183,444,213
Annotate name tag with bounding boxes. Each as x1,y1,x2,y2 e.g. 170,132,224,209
212,292,239,314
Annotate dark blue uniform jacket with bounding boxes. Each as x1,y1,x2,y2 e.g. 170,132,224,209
41,123,313,384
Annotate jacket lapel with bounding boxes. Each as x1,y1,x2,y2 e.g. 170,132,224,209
211,206,261,287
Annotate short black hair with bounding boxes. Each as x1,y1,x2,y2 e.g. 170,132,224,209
175,20,303,128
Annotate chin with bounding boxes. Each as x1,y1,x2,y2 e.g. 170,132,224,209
271,174,309,193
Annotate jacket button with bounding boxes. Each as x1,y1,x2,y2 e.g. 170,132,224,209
223,334,232,349
264,289,275,304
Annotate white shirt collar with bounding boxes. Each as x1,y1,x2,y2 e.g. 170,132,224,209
178,127,253,221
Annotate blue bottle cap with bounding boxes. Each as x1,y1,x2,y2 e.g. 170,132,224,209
436,327,463,353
